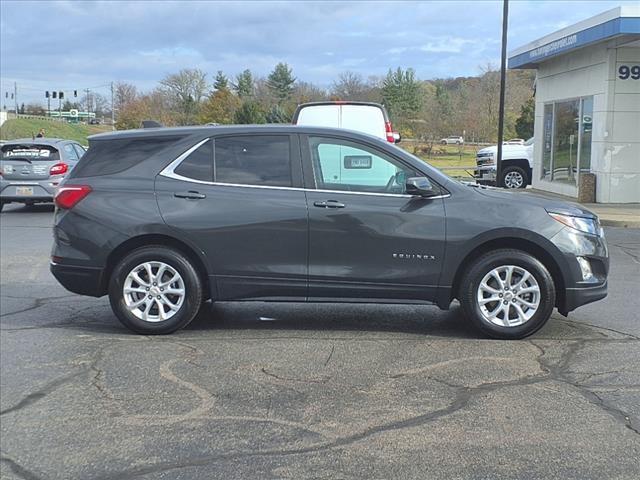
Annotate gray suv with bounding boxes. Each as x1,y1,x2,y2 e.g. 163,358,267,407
50,125,609,339
0,138,85,211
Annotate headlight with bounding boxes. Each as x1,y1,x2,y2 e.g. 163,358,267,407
548,212,600,235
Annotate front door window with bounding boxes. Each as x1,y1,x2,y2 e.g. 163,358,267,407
309,136,415,195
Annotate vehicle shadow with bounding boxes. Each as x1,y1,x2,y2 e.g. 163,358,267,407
182,301,481,340
1,203,55,213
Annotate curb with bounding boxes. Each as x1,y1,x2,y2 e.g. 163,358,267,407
600,219,640,228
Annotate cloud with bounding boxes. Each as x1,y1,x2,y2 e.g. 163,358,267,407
1,0,638,105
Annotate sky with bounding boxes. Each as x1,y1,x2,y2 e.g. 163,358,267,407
0,0,635,106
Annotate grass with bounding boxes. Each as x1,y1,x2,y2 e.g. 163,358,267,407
0,118,112,145
401,142,479,179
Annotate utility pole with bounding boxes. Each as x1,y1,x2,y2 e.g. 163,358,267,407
496,0,509,187
14,82,18,116
58,91,62,121
85,88,91,123
110,81,115,130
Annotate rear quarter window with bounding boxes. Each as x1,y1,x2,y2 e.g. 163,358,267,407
69,136,184,178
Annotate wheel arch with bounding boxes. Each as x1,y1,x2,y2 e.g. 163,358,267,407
446,234,567,311
102,233,212,299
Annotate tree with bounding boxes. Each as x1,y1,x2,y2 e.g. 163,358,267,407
159,68,208,125
234,101,266,124
515,96,535,139
265,104,289,123
114,82,137,114
213,70,229,91
267,62,296,103
381,67,421,123
234,69,254,98
331,71,367,100
24,103,45,116
199,89,240,124
62,100,80,111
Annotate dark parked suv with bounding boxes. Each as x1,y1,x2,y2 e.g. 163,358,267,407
50,125,609,339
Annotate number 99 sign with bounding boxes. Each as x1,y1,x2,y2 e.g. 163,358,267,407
618,65,640,80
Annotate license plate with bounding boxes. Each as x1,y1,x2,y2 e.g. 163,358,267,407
16,186,34,196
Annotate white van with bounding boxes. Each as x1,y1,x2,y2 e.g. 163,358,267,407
293,101,400,144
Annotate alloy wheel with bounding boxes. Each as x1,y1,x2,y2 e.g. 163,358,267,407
504,171,524,188
476,265,540,327
123,261,185,322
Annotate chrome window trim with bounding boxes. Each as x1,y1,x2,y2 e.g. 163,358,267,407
159,138,450,200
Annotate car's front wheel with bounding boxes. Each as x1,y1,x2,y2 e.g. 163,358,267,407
108,246,203,334
459,249,555,339
501,166,528,189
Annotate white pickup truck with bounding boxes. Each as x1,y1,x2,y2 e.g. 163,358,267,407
474,137,534,189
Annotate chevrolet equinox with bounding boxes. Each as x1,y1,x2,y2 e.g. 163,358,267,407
50,125,609,339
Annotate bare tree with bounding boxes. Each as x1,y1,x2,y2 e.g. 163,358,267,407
114,82,137,114
159,68,208,125
331,71,367,100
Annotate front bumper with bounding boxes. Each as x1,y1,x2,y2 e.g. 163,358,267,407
50,261,105,297
474,165,496,185
562,280,608,314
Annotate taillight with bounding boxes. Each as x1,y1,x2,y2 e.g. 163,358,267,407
50,162,69,175
385,121,395,143
54,185,92,209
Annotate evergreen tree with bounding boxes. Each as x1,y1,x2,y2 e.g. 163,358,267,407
267,63,296,103
515,96,535,139
381,67,421,121
214,70,229,91
234,101,266,124
265,104,289,123
234,69,254,98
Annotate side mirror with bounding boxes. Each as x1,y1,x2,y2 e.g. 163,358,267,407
393,132,402,144
406,177,439,197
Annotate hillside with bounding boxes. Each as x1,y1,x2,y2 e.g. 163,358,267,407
0,118,112,145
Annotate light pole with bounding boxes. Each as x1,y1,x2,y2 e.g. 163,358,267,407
496,0,509,187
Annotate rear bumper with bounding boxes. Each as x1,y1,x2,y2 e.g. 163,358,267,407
561,280,608,314
1,180,57,202
50,261,105,297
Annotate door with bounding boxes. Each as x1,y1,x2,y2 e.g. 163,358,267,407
302,135,446,302
156,134,309,301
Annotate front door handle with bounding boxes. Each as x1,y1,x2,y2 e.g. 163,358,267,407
314,200,345,209
174,191,206,200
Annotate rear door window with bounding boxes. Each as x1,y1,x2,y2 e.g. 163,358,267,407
63,144,80,161
174,140,213,182
214,136,291,187
73,144,86,158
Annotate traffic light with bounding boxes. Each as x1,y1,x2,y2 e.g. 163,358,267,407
45,91,50,98
52,91,57,99
59,91,64,99
74,90,77,97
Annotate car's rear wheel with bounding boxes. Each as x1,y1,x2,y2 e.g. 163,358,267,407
459,249,555,339
108,246,203,334
501,166,528,189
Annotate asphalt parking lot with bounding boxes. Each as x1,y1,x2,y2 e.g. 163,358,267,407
1,203,639,479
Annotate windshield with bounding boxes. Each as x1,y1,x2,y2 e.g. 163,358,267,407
1,144,60,160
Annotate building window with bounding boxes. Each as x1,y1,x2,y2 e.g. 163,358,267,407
541,96,593,184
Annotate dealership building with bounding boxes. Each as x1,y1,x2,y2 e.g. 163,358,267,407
509,6,640,203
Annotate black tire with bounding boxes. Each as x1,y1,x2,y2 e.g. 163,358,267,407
441,140,447,145
108,245,203,334
501,166,528,189
459,249,555,339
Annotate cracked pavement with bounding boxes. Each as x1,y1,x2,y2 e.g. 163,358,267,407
1,204,639,479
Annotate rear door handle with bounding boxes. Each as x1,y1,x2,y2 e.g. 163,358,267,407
174,191,206,200
314,200,345,209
